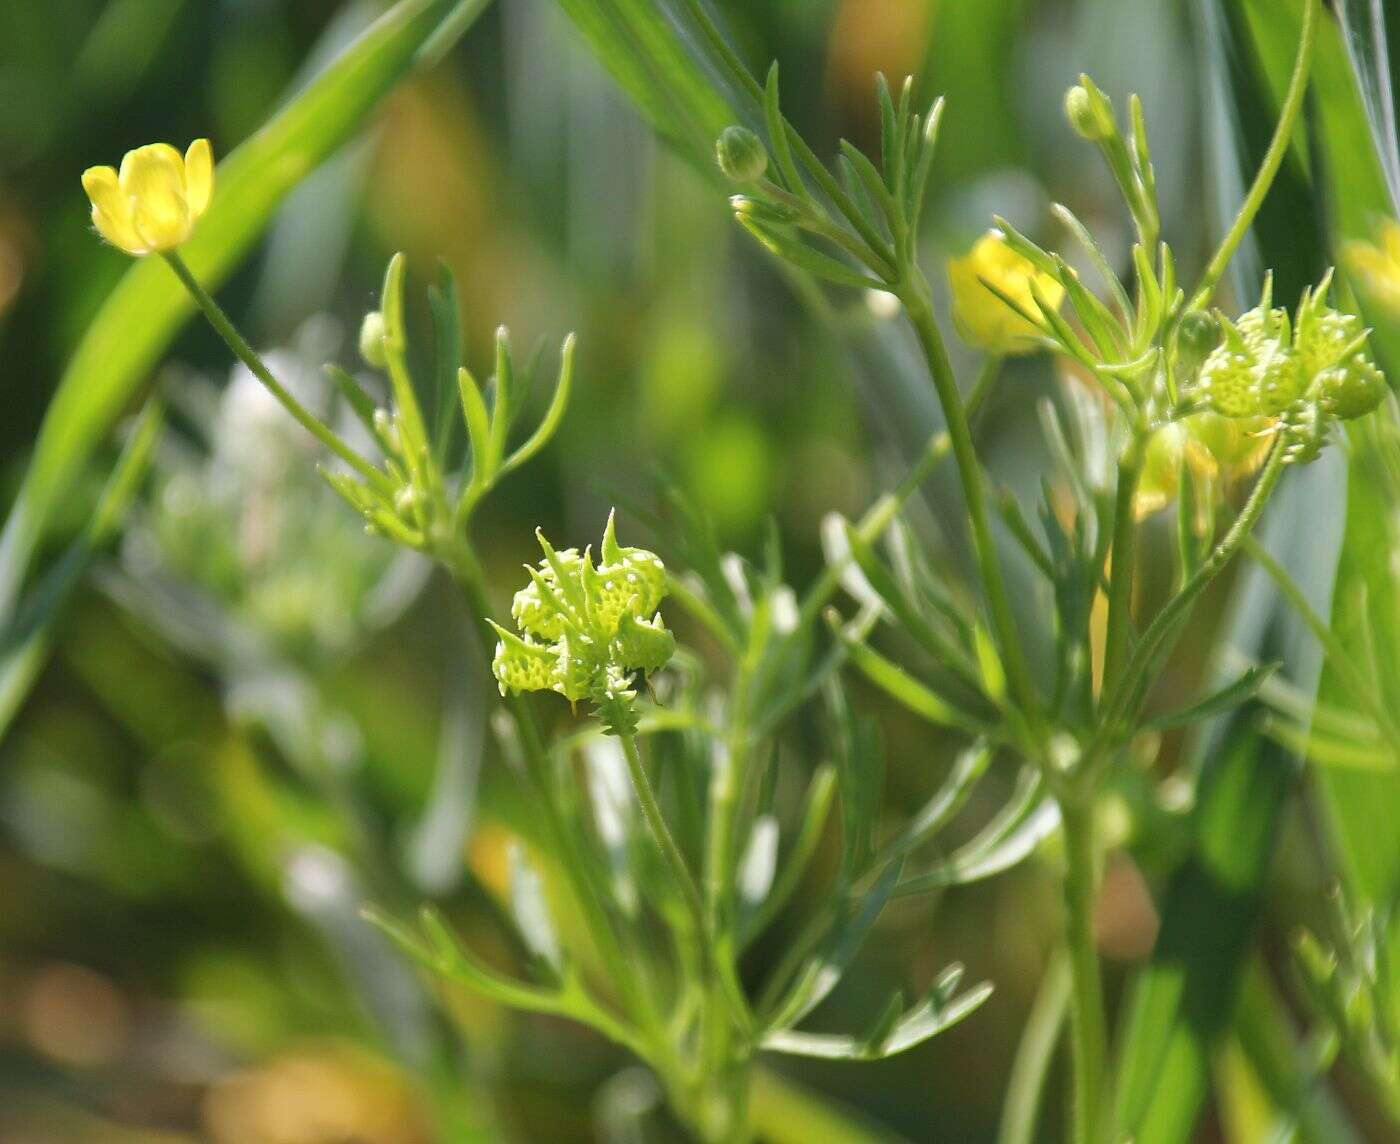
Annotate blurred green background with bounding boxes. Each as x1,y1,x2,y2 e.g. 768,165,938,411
0,0,1388,1141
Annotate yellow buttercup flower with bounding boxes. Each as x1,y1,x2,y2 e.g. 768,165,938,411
1344,218,1400,318
81,139,214,256
948,231,1065,355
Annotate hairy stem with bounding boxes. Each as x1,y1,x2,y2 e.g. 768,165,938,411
618,724,709,941
1187,0,1320,311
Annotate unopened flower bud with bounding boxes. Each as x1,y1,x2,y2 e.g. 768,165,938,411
1064,81,1115,142
359,311,388,369
1175,310,1222,376
716,125,768,183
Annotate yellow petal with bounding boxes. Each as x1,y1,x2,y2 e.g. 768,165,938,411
120,144,191,252
118,143,184,194
81,165,144,254
183,138,214,219
948,233,1064,356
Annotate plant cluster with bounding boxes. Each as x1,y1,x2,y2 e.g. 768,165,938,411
72,0,1400,1138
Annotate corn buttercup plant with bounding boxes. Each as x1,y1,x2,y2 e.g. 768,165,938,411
696,0,1388,1139
82,130,1017,1141
76,1,1394,1137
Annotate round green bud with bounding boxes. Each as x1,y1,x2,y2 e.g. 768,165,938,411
716,125,768,183
1175,310,1222,376
359,310,388,369
1064,82,1114,142
1316,359,1388,420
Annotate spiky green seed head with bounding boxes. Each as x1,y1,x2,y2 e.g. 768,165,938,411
1198,344,1261,418
490,623,557,696
552,633,607,704
1296,308,1365,379
1316,359,1388,421
511,548,584,641
716,126,768,183
490,514,673,711
1236,306,1290,349
615,613,676,675
1253,345,1305,415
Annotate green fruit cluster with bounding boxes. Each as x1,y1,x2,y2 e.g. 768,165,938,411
491,513,674,708
1192,274,1388,463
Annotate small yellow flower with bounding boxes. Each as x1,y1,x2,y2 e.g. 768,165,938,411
1344,218,1400,318
948,231,1065,355
81,139,214,256
1134,411,1272,518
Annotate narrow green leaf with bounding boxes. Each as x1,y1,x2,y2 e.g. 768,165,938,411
880,740,993,862
1143,662,1279,731
763,63,806,197
325,363,390,450
501,333,575,477
736,217,884,289
427,260,463,457
761,979,992,1060
838,628,990,737
457,366,492,488
762,857,903,1030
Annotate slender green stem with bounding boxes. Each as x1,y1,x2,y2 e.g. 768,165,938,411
1061,800,1108,1144
700,675,754,1110
618,724,709,941
1101,437,1144,697
1187,0,1320,311
1097,440,1287,747
998,951,1072,1144
163,252,389,493
1242,535,1400,758
903,285,1040,726
449,557,663,1045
